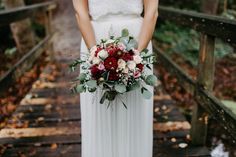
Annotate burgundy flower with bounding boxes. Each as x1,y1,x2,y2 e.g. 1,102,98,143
108,71,119,81
128,50,135,55
107,48,115,56
121,53,133,61
104,57,118,71
136,63,144,72
107,47,117,57
90,65,104,79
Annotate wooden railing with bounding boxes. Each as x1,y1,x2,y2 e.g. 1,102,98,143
0,1,57,93
154,6,236,145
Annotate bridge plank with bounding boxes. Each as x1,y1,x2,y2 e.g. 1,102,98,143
2,144,81,157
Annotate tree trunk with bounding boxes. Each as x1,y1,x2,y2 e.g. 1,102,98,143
3,0,35,54
201,0,220,14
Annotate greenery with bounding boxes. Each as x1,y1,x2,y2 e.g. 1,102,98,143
160,0,201,11
154,21,234,66
32,21,46,38
0,0,4,10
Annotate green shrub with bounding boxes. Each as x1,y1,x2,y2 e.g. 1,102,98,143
154,21,233,66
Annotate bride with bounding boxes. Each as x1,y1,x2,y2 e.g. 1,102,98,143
72,0,159,157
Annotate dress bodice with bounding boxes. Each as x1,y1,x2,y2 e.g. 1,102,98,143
88,0,143,20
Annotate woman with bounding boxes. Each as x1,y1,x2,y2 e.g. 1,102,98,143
72,0,159,157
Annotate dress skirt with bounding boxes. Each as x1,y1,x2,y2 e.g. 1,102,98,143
79,14,154,157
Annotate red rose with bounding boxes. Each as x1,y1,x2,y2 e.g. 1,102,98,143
136,63,144,72
104,57,118,71
90,65,104,79
121,53,133,61
108,71,119,81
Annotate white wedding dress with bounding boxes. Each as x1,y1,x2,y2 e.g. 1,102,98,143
79,0,154,157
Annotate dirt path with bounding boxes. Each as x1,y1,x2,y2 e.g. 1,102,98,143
52,0,81,61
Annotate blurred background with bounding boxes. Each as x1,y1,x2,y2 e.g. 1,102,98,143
0,0,236,157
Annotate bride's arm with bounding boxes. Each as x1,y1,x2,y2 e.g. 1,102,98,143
138,0,159,52
72,0,96,50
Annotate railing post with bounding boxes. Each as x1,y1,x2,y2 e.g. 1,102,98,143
44,9,54,60
191,33,215,145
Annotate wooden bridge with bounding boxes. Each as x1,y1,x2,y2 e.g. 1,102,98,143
0,1,236,157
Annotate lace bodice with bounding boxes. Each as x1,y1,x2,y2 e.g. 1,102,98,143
88,0,143,20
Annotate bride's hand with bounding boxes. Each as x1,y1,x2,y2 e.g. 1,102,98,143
89,45,98,53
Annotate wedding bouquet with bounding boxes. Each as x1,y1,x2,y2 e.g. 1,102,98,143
70,29,157,108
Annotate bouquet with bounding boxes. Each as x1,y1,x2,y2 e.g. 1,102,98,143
70,29,158,108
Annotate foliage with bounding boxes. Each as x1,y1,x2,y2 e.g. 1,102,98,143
159,0,201,11
4,47,17,58
0,0,4,10
32,21,46,38
154,21,234,66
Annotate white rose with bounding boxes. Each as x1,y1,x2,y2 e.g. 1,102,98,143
127,61,136,70
98,50,108,59
105,39,115,45
92,57,101,65
118,59,126,70
133,55,142,64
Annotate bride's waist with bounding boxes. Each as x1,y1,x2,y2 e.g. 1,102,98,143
91,14,142,22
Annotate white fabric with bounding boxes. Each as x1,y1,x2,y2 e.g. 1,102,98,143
80,1,154,157
88,0,143,20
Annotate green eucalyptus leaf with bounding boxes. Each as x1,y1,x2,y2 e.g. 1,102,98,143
122,29,129,37
106,91,118,101
129,81,140,91
86,80,97,88
88,87,97,92
76,84,86,93
145,75,158,86
78,73,87,81
120,37,129,45
115,84,127,93
126,39,138,50
100,92,108,104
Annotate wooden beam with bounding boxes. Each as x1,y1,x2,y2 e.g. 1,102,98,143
153,39,236,141
0,35,52,93
0,1,57,26
158,6,236,47
0,127,81,138
191,34,215,145
197,88,236,138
